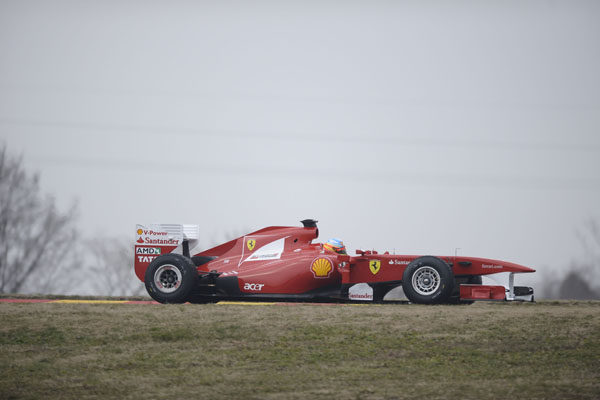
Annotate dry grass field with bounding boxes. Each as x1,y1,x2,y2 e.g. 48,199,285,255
1,299,599,399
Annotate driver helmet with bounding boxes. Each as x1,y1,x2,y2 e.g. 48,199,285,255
323,238,347,255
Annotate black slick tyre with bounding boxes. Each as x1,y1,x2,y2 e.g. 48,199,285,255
144,253,198,304
402,256,454,304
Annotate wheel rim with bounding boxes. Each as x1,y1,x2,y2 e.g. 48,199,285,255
412,266,441,296
153,264,182,293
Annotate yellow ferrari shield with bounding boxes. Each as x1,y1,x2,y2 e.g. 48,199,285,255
369,260,381,275
247,239,256,251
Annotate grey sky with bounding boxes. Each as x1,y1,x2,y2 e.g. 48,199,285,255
1,1,599,291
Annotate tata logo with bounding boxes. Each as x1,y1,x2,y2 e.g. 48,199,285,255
243,283,264,291
137,255,158,263
369,260,381,275
247,239,256,251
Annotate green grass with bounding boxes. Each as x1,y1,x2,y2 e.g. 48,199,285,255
1,300,599,399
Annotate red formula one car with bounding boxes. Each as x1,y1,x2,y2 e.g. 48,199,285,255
134,220,535,304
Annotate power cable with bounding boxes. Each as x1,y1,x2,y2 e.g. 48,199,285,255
1,117,599,153
29,154,600,191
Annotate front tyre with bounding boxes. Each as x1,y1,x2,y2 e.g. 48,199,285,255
402,256,454,304
145,254,198,304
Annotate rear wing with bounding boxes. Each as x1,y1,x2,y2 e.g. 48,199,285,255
134,224,199,281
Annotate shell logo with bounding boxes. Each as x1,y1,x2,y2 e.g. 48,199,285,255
136,229,143,235
311,257,333,278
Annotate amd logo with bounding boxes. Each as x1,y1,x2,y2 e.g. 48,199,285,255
243,283,265,291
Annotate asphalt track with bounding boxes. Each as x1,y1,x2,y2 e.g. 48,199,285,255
0,298,366,306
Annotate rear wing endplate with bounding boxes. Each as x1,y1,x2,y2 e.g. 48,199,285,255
134,224,200,281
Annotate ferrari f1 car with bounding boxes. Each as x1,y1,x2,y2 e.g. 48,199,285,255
134,220,535,304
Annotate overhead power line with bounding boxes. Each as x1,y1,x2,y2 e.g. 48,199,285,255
1,117,599,153
28,154,600,192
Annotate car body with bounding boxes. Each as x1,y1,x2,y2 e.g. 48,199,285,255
134,219,535,304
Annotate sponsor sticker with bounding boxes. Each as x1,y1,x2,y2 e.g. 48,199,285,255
136,226,179,246
243,283,265,291
311,257,333,278
350,293,373,300
243,237,286,263
137,255,158,263
137,237,179,245
389,259,410,265
482,264,503,269
348,283,373,301
135,247,161,255
249,252,280,260
369,260,381,275
137,229,168,236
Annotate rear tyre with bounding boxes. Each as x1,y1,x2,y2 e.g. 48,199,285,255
145,254,198,304
402,256,454,304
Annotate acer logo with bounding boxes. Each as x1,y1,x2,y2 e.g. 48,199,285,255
243,283,265,291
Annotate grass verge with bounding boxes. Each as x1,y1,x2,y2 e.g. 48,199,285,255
1,300,599,399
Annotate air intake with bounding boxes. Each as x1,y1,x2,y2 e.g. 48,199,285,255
301,219,318,228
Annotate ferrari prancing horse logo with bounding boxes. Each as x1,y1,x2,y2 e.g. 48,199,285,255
369,260,381,275
247,239,256,251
